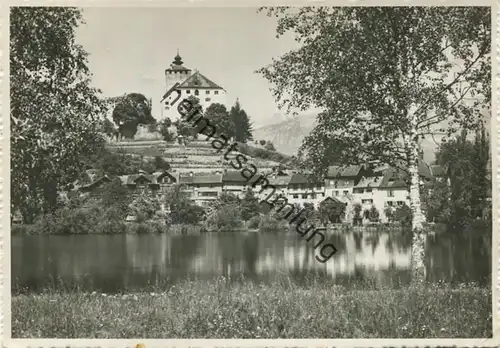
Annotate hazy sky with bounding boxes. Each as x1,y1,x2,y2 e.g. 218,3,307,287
75,7,300,127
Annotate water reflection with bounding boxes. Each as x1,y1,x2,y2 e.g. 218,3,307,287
11,228,491,293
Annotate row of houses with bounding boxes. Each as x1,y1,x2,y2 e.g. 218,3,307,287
75,160,445,222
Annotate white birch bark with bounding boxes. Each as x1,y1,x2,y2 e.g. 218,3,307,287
406,105,426,282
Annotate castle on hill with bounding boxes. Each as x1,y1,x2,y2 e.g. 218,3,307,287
160,52,227,122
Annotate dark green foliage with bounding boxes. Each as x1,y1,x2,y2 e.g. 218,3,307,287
112,93,155,139
100,177,130,215
159,119,175,142
102,118,118,138
394,204,412,228
352,203,363,226
240,189,260,221
423,127,491,226
368,205,380,222
259,214,288,232
154,156,171,171
10,7,107,223
319,199,346,224
206,205,242,230
204,103,235,139
166,185,205,225
230,100,253,142
85,148,165,176
259,140,266,146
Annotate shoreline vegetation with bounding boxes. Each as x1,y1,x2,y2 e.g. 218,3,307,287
12,218,490,236
9,220,425,236
12,277,492,339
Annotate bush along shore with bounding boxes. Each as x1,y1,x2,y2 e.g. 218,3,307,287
12,277,492,338
12,181,416,236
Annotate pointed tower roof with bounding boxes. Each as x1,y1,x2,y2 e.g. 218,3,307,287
168,51,191,71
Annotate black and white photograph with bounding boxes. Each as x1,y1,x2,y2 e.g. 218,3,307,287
6,3,497,344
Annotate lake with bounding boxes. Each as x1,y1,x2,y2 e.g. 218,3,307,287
12,228,491,293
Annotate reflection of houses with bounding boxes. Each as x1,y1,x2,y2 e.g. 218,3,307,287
287,173,325,208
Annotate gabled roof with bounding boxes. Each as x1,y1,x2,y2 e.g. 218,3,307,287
192,174,222,184
126,173,153,185
354,175,384,188
154,171,178,183
327,165,363,178
378,168,408,189
178,71,224,90
288,173,322,185
222,171,247,184
267,175,292,186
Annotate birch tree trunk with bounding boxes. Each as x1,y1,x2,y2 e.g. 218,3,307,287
407,106,426,283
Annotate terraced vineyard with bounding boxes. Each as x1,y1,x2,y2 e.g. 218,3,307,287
106,139,288,174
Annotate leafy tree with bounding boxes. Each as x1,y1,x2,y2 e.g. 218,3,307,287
319,198,346,224
159,119,176,142
10,7,108,223
130,192,161,223
352,203,363,226
240,189,260,221
100,177,130,216
384,205,395,223
230,100,253,142
368,205,380,222
165,185,205,224
420,177,452,223
258,7,490,280
213,192,240,211
101,118,118,138
175,96,202,139
154,156,171,171
206,205,242,230
394,204,413,228
430,126,490,226
259,140,266,146
204,103,235,139
112,93,155,139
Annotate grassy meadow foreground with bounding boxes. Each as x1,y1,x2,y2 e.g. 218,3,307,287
12,278,491,339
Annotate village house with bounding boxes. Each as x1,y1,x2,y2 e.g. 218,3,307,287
257,172,291,202
76,169,112,197
221,171,249,199
179,173,223,206
286,173,325,208
118,170,178,198
324,165,370,200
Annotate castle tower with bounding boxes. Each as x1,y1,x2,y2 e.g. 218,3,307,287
161,51,226,123
165,51,192,93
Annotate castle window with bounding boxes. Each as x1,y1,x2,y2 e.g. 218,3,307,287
214,91,219,95
205,98,211,102
186,90,191,94
195,90,199,96
206,90,210,95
